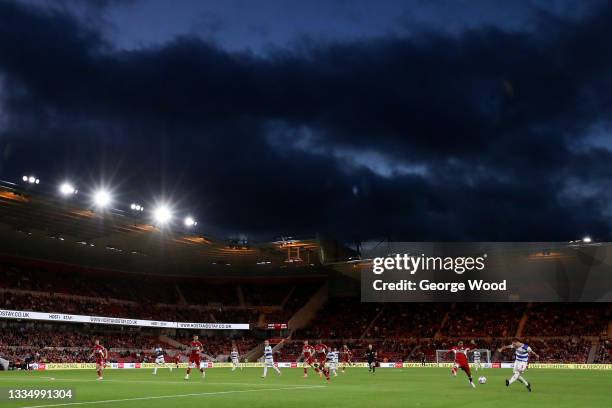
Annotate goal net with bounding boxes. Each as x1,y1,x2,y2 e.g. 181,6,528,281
435,349,491,364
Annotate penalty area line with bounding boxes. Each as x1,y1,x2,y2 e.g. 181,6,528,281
20,385,326,408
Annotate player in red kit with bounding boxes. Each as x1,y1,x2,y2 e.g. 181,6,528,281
449,341,475,388
91,340,107,380
184,335,205,380
341,344,352,373
301,340,316,378
314,342,330,380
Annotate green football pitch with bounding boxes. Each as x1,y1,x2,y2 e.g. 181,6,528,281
0,367,610,408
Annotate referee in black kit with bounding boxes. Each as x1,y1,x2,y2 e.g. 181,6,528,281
365,344,377,374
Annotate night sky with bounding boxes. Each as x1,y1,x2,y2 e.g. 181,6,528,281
1,0,611,242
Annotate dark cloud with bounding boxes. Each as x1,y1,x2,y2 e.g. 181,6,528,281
1,1,611,241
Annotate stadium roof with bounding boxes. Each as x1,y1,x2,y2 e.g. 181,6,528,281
0,183,323,277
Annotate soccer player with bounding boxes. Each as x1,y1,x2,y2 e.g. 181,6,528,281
230,347,242,371
472,349,482,372
262,340,282,378
91,340,107,380
152,344,173,374
498,339,539,392
327,347,339,377
449,341,475,388
300,340,316,378
365,344,377,374
184,335,205,380
314,341,331,380
340,344,352,373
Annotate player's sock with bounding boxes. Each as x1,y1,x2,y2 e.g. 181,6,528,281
153,367,157,374
274,366,281,375
262,366,268,378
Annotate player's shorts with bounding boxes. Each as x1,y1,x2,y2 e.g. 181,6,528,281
454,361,471,373
155,356,165,364
328,362,338,370
96,359,106,368
232,359,239,364
189,355,201,368
305,357,315,366
264,359,275,367
473,359,481,364
513,361,528,373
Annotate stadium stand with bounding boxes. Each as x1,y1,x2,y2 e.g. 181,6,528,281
0,187,610,368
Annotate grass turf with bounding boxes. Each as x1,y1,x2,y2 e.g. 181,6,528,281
0,367,610,408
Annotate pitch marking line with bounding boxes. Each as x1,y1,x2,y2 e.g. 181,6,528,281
20,385,326,408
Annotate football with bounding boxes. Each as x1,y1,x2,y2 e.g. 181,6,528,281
478,376,487,384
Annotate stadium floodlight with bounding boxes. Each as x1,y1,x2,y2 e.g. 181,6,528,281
130,203,145,212
184,216,197,227
23,175,40,184
153,205,172,225
59,182,77,196
582,236,592,243
93,189,111,208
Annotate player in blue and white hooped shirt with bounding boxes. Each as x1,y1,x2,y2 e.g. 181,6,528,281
471,349,482,371
498,338,539,392
230,346,242,371
152,345,173,374
261,340,282,378
327,348,339,377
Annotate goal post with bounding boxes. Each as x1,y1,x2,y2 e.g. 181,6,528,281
435,349,491,365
